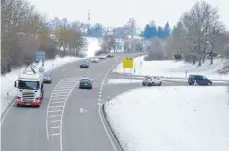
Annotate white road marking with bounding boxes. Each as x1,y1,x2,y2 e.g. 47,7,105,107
99,94,102,97
49,105,63,108
99,104,118,151
98,98,101,101
46,80,62,140
60,81,79,151
98,102,101,106
50,98,66,101
51,95,68,98
50,133,60,136
46,77,79,147
99,91,102,94
48,110,63,113
53,91,71,94
53,89,72,92
55,86,73,89
47,115,62,118
50,101,65,104
97,63,120,151
50,120,61,123
59,83,75,86
50,126,60,128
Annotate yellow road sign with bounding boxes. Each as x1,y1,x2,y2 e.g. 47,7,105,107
122,57,134,68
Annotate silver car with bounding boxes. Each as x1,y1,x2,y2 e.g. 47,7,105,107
91,57,99,63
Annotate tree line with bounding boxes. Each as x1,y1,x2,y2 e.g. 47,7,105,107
1,0,86,75
166,0,229,69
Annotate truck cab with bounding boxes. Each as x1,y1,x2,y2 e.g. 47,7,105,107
14,67,44,107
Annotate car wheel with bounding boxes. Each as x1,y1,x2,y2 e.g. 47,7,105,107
159,82,162,86
208,82,212,86
142,82,145,86
151,82,155,86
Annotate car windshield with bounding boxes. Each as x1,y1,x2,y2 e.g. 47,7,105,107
81,79,90,83
18,80,39,90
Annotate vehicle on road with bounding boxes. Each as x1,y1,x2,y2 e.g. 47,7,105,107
90,57,99,63
98,54,107,59
79,78,93,89
142,76,162,86
14,67,44,107
107,53,114,58
80,60,90,68
43,72,52,83
188,75,212,86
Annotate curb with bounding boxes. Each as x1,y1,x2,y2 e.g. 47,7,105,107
101,103,124,151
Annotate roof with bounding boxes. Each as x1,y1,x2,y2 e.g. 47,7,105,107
18,67,42,81
80,78,92,81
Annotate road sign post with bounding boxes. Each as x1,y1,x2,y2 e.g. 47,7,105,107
36,51,45,67
122,57,134,74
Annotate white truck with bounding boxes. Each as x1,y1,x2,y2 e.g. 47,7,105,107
14,66,44,107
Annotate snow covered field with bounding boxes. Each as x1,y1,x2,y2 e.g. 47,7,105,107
105,86,229,151
113,56,229,81
0,38,101,115
107,78,229,85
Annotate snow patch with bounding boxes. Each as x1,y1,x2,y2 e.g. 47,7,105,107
105,86,229,151
108,79,142,84
113,56,229,80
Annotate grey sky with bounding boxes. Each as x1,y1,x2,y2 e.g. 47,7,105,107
28,0,228,29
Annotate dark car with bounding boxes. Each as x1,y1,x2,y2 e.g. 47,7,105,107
79,78,93,89
80,60,89,68
43,72,52,83
188,75,212,86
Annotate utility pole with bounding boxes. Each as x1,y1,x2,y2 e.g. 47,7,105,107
88,9,91,34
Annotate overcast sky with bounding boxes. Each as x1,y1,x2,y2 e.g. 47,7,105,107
28,0,229,29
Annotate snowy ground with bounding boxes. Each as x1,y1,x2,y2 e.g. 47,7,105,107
113,56,229,81
0,38,101,116
108,79,143,84
107,78,229,85
105,86,229,151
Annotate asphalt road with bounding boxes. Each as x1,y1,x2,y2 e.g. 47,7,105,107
1,52,228,151
1,53,141,151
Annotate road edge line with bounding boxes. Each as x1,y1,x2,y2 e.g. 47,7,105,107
99,103,124,151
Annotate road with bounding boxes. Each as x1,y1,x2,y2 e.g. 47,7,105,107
1,53,228,151
1,53,142,151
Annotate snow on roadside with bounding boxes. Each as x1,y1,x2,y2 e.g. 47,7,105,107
0,56,83,115
0,37,101,116
108,79,143,84
113,56,229,80
107,78,229,85
105,86,229,151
